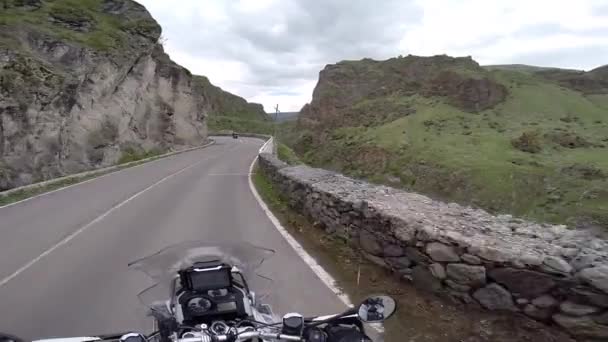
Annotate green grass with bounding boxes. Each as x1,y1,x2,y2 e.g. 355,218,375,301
251,164,288,212
117,147,164,164
0,0,159,51
282,73,608,228
277,143,301,165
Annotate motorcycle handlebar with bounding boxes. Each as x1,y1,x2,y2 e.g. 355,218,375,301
177,331,302,342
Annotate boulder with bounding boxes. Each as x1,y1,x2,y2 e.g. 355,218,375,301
489,268,556,297
559,301,600,316
359,230,382,256
594,312,608,325
524,304,553,320
446,264,486,287
445,279,471,292
386,257,411,270
412,265,442,293
363,252,389,269
570,286,608,308
542,256,573,275
577,266,608,294
531,295,559,309
461,253,482,265
426,242,460,262
405,247,431,265
552,314,608,339
473,283,517,311
383,244,404,257
429,263,446,280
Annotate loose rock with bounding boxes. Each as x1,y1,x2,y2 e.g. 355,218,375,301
446,264,486,287
473,283,517,311
426,242,460,262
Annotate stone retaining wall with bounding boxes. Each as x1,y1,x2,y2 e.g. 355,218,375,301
258,152,608,340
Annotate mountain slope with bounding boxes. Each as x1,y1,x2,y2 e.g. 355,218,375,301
0,0,258,190
282,55,608,229
193,75,271,134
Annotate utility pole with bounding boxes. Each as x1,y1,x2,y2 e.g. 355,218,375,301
274,104,279,137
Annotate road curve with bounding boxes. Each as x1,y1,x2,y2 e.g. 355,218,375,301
0,137,345,340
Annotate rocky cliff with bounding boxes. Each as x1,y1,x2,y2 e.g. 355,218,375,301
0,0,237,190
299,55,507,130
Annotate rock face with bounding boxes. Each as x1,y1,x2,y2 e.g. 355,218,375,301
298,55,507,130
258,152,608,339
537,65,608,94
0,0,253,190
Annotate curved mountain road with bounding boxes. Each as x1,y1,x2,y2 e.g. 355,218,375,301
0,137,345,340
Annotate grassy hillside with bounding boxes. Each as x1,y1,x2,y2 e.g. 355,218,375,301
193,76,273,134
0,0,160,52
281,57,608,229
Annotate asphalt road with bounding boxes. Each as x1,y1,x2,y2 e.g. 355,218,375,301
0,137,345,340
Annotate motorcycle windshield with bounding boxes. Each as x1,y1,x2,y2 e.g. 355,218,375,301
128,241,275,316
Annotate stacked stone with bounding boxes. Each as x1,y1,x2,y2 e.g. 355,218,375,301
258,153,608,340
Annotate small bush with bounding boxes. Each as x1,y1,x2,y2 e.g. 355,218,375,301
511,131,542,153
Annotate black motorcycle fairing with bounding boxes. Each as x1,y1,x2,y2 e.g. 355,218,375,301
0,333,25,342
325,325,371,342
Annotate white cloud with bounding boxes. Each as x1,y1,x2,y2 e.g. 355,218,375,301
139,0,608,112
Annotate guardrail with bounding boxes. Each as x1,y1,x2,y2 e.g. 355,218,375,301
0,140,215,200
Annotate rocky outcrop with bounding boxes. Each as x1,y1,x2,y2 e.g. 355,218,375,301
0,0,248,190
299,55,507,130
536,65,608,94
258,152,608,340
193,75,267,121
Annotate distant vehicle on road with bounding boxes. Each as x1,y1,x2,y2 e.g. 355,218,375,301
232,132,239,139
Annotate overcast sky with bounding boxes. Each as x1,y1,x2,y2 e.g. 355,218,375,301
139,0,608,112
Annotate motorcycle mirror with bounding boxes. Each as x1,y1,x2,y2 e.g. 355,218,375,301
357,295,396,323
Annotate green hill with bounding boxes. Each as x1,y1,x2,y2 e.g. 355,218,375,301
194,76,272,134
280,55,608,229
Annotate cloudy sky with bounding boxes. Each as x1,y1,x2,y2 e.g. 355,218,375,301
139,0,608,112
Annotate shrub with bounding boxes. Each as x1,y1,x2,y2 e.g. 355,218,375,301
511,131,542,153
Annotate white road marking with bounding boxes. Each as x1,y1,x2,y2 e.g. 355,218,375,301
0,158,208,288
248,138,353,308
